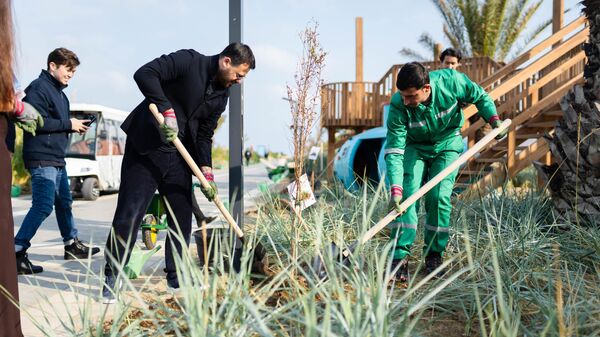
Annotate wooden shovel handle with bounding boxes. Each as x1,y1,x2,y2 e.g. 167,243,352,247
149,103,244,238
357,119,512,246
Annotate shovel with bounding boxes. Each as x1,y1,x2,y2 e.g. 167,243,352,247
149,104,266,273
312,119,512,278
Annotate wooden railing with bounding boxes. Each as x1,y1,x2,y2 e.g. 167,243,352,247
373,57,505,112
321,82,379,128
321,57,503,130
458,16,588,198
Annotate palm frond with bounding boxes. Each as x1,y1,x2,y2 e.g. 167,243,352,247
498,0,543,60
432,0,470,53
398,48,429,62
460,0,483,54
418,32,437,51
480,0,505,57
432,0,546,61
502,17,551,61
443,25,469,55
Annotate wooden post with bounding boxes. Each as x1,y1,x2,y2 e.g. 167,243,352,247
508,127,516,177
434,43,442,62
327,128,335,178
356,17,363,82
548,0,563,166
355,17,364,123
552,0,564,35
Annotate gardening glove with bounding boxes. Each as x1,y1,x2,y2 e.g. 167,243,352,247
388,184,403,213
13,99,44,136
200,172,218,202
160,108,179,142
489,116,507,140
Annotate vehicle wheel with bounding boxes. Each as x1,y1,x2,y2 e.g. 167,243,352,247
81,177,100,201
142,228,158,250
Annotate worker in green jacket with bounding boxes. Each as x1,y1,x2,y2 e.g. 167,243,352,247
385,62,507,282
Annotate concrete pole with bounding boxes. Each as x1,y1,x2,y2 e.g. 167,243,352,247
229,0,244,246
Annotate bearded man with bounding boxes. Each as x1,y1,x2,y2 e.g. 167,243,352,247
102,43,255,303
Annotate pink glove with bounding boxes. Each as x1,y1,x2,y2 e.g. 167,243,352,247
389,184,403,213
160,108,178,142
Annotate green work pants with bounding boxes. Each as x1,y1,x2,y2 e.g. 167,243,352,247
390,138,461,260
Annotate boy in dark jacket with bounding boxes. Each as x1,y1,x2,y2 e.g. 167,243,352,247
14,48,100,275
102,43,255,303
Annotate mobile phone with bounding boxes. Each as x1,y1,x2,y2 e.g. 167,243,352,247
83,115,97,127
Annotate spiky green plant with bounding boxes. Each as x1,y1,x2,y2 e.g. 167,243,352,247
16,180,600,336
401,0,553,62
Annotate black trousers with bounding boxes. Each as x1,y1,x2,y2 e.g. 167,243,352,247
104,143,192,280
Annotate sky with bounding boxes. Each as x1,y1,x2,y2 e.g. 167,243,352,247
12,0,583,155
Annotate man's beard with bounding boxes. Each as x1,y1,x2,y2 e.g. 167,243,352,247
215,69,234,88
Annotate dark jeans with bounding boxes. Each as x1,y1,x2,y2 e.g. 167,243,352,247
15,166,78,250
104,145,192,281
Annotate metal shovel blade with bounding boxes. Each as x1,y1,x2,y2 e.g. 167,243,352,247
232,241,268,274
312,242,357,280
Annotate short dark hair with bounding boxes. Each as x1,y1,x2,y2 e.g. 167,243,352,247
220,42,255,69
47,47,80,69
439,48,462,63
396,62,429,91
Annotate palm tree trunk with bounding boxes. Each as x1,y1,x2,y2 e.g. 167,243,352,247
536,1,600,225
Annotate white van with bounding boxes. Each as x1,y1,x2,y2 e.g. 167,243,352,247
65,103,129,200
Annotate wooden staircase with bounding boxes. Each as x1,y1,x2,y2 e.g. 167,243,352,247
458,16,588,198
320,16,588,197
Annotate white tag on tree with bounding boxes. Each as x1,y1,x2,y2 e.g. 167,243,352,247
308,146,321,161
287,173,316,210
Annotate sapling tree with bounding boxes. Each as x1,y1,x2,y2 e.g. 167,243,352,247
286,21,326,268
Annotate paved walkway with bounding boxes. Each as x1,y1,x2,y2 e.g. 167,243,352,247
11,163,272,336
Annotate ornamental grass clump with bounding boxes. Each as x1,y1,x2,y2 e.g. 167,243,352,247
17,179,600,336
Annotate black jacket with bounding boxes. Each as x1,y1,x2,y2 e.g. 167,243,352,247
22,70,72,166
5,119,15,153
121,49,229,167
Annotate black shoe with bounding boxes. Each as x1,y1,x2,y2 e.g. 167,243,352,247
391,258,409,283
167,277,180,290
102,274,120,304
16,250,43,275
425,252,444,277
166,273,183,296
64,238,101,260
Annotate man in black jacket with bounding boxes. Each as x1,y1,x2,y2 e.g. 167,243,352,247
102,43,255,303
14,48,100,274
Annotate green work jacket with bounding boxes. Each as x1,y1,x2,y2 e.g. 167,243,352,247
385,68,497,187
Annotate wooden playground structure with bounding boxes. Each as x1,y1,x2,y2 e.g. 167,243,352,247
321,2,587,197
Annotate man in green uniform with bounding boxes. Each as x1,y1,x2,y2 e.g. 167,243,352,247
385,62,506,282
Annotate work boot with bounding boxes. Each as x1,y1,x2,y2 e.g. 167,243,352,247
16,250,43,275
425,252,444,277
391,258,409,283
64,237,101,260
102,274,120,304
